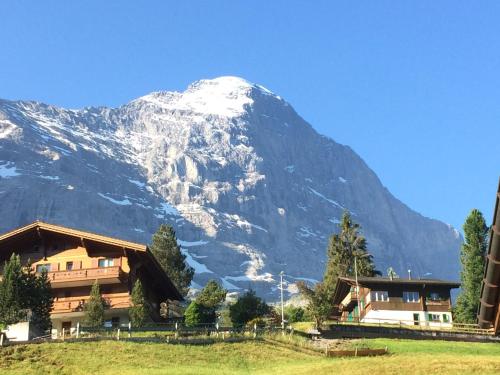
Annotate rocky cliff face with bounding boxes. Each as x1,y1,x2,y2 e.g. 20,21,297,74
0,76,461,298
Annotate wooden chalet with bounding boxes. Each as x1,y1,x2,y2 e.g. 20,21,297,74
0,221,182,337
332,276,460,327
478,179,500,334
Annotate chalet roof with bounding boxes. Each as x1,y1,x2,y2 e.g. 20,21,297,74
339,276,460,288
478,178,500,330
0,221,146,252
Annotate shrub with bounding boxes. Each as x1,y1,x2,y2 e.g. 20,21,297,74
229,290,270,328
246,317,266,328
285,306,305,323
184,301,215,327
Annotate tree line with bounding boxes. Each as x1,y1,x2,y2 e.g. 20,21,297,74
0,206,491,332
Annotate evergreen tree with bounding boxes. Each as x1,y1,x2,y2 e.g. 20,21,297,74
150,224,194,297
0,256,53,331
184,301,212,326
0,254,24,325
323,211,379,291
29,267,53,331
229,290,270,328
186,280,227,325
84,280,106,328
196,280,227,309
129,279,149,327
455,209,488,323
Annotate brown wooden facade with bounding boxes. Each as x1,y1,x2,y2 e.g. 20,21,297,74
0,221,182,336
332,276,459,325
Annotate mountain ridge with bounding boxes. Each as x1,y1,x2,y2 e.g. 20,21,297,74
0,76,462,298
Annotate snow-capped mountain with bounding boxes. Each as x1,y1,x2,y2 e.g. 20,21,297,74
0,76,461,298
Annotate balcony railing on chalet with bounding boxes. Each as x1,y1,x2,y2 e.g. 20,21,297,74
47,266,124,287
52,295,132,314
340,291,359,309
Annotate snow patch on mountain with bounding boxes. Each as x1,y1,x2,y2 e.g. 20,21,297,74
0,162,20,178
137,76,266,118
308,187,344,209
98,193,132,206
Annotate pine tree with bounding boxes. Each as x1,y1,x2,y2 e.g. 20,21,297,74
454,209,488,323
21,261,53,331
84,280,105,328
323,211,379,291
184,301,206,327
0,256,53,331
0,254,24,325
229,290,270,328
196,280,227,309
150,224,194,297
129,279,148,327
32,269,54,332
187,280,227,325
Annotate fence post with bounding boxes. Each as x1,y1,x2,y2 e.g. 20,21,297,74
128,321,131,338
117,328,120,341
76,322,80,338
175,322,179,339
62,328,65,341
0,333,4,347
216,322,219,339
253,323,257,339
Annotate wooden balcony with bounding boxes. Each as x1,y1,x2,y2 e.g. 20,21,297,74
47,266,125,288
52,294,132,315
425,299,452,312
340,291,359,310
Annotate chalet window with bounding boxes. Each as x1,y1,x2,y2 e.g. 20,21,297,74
428,313,440,322
442,314,449,323
428,292,444,301
403,291,419,303
370,291,389,302
98,258,114,268
66,262,74,271
36,264,51,273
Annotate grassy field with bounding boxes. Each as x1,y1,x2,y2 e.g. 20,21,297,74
1,338,500,375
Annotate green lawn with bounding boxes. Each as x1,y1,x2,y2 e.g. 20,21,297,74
1,338,500,375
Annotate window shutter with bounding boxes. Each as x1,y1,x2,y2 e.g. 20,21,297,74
73,261,82,270
115,257,122,267
91,258,99,268
51,263,59,271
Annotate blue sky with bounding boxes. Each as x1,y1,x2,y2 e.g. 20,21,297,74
1,1,498,231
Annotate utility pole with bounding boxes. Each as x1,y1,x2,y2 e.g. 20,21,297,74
354,256,362,323
280,271,285,332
